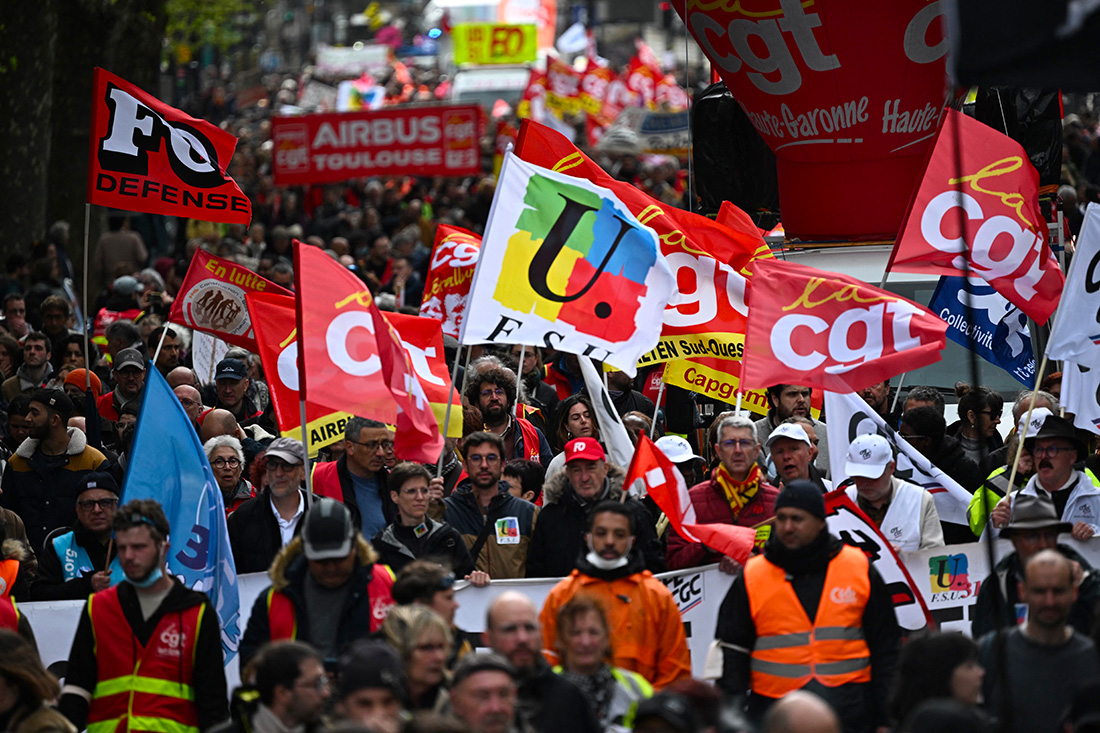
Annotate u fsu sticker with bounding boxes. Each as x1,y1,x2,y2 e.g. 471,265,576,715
495,517,521,544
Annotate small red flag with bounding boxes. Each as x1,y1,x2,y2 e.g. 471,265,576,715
87,68,251,225
419,224,481,339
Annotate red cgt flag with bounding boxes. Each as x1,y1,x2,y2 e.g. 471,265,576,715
741,259,947,394
168,249,291,351
890,108,1064,324
628,434,756,564
384,313,463,439
294,243,443,462
87,68,251,225
419,224,481,339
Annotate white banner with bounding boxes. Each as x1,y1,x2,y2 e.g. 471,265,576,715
1061,360,1100,435
1047,204,1100,362
578,357,636,470
824,390,971,526
192,330,230,387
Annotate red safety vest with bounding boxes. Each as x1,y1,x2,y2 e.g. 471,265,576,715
515,417,541,463
86,586,203,733
744,544,872,698
0,596,19,631
267,563,396,640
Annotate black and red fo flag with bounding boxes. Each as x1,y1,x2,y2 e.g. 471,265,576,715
87,67,251,225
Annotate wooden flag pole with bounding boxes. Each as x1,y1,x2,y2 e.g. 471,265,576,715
437,344,464,477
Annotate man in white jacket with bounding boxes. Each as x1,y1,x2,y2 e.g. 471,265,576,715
843,434,944,551
992,414,1100,540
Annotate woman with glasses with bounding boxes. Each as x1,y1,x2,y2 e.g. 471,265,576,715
381,605,453,713
372,462,476,577
204,435,255,517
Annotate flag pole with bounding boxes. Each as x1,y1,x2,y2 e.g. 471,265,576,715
734,391,743,417
650,379,664,438
82,203,92,391
889,372,907,414
151,324,169,366
437,344,464,477
516,343,526,403
458,345,473,396
291,240,314,500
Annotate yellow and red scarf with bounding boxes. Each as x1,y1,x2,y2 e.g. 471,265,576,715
714,463,762,520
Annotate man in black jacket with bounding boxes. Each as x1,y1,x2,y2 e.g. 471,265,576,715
34,471,120,600
373,461,476,577
715,481,900,733
312,417,396,538
485,591,600,733
526,439,662,578
228,437,311,574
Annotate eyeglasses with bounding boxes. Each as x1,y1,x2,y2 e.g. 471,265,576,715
977,410,1001,419
719,439,755,452
178,398,199,408
400,487,430,497
467,453,501,465
349,438,394,452
266,458,300,472
77,498,118,510
297,675,330,692
212,457,241,469
1032,444,1074,458
480,388,506,399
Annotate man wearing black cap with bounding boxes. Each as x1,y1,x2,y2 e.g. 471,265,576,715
239,500,396,669
715,480,900,732
33,471,122,600
332,640,407,733
991,413,1100,540
0,389,109,551
212,357,273,432
95,347,145,422
972,492,1100,637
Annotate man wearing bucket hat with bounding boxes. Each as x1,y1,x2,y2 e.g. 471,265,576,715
843,434,943,551
972,492,1100,637
991,413,1100,540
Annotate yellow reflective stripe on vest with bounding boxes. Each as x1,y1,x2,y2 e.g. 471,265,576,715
94,675,196,701
88,716,199,733
754,626,863,651
751,655,871,679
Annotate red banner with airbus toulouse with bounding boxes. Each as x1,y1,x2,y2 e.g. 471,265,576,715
270,105,484,186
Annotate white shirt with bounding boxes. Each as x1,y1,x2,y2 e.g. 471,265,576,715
270,491,305,547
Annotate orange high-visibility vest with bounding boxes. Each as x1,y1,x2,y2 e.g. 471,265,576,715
744,544,872,698
0,557,18,598
86,586,203,733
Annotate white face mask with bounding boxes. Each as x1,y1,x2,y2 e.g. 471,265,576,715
584,535,634,571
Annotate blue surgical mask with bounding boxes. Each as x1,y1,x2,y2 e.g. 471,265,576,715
130,566,164,589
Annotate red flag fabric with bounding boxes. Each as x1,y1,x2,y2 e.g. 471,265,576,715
419,224,481,339
891,108,1065,324
741,259,947,394
294,243,442,462
628,434,757,565
245,292,351,452
384,313,463,439
168,250,291,351
87,68,251,224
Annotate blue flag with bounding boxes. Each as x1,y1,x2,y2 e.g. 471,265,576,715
928,275,1036,387
121,365,241,662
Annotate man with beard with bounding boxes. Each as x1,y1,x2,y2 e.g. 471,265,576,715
539,502,690,688
313,417,396,540
980,550,1100,733
466,365,552,468
211,642,330,733
59,499,229,732
0,389,108,552
146,326,181,377
485,592,599,733
33,472,122,600
443,432,537,579
753,384,829,476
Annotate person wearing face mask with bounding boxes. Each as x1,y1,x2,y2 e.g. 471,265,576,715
58,499,229,732
539,502,690,689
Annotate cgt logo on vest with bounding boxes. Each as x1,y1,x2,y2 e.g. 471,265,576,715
829,586,857,605
156,624,187,659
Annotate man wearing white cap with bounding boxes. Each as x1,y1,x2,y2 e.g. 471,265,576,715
765,422,830,493
655,435,705,488
843,434,943,551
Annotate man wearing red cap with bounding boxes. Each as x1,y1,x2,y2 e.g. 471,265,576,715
527,438,662,578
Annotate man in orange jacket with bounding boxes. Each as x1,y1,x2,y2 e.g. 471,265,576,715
539,501,690,689
715,480,900,733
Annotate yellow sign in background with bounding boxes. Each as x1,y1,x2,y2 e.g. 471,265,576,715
453,23,537,65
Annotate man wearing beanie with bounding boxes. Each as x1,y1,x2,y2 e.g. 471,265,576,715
715,480,901,733
32,471,122,600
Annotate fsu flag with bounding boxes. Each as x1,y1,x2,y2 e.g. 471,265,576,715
460,153,675,376
742,259,947,394
890,109,1064,324
168,250,291,351
628,434,757,564
419,225,482,339
88,68,251,224
384,313,463,439
245,292,352,453
294,244,443,462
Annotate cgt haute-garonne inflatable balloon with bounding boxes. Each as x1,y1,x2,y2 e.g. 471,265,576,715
674,0,948,241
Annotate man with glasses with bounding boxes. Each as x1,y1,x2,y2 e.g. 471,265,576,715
992,413,1100,540
973,492,1100,637
228,437,311,573
33,471,122,600
667,415,779,571
210,641,329,733
444,432,537,579
465,365,553,468
372,461,477,576
314,416,396,539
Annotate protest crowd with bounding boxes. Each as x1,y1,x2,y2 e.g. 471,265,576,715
11,5,1100,733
